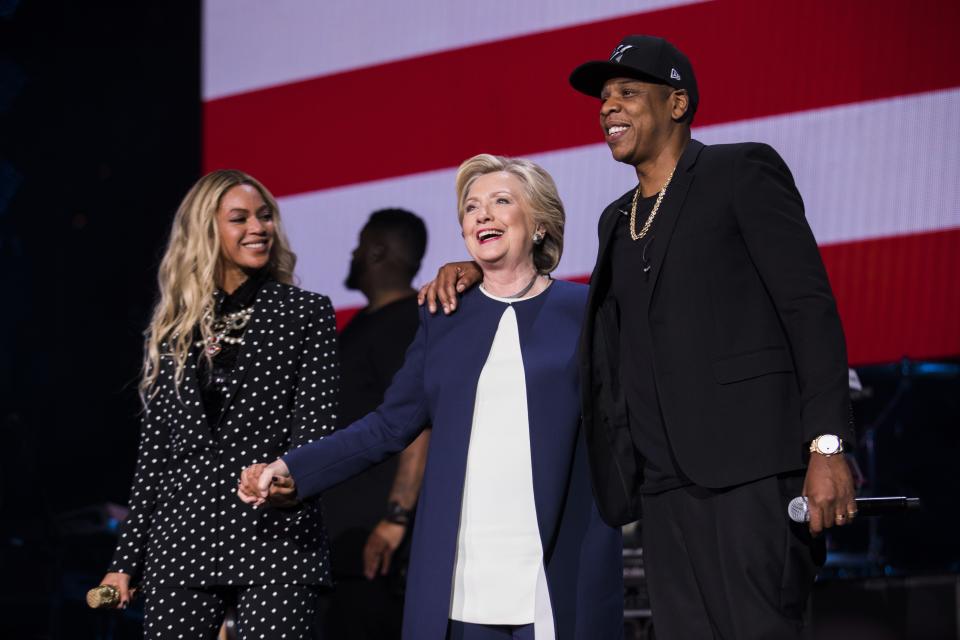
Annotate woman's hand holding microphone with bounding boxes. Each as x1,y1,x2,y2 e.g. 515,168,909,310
89,571,134,609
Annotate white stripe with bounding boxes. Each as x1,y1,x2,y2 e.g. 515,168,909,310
695,88,960,246
281,88,960,306
202,0,705,100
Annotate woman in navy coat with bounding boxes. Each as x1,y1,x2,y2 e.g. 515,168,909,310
240,155,622,640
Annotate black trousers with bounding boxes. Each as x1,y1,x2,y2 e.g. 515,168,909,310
641,473,824,640
142,584,319,640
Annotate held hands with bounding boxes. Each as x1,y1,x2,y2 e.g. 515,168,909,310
417,261,482,314
237,459,298,508
802,452,857,535
363,520,406,580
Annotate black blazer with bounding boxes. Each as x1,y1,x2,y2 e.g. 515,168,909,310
109,280,339,587
580,140,854,526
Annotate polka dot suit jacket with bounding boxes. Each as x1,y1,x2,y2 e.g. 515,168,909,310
109,281,339,588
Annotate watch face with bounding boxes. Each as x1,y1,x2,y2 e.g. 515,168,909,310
817,435,841,454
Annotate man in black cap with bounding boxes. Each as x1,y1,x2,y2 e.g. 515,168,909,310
420,35,856,638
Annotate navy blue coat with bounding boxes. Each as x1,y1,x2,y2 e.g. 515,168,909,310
285,280,623,639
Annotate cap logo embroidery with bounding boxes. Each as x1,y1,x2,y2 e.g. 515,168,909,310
670,68,682,81
610,44,634,63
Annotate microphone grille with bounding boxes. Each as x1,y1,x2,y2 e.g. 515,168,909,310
86,585,119,609
787,496,809,523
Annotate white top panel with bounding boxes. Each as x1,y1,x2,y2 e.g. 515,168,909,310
450,304,546,624
202,0,705,99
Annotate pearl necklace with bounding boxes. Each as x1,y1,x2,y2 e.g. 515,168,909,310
195,306,254,356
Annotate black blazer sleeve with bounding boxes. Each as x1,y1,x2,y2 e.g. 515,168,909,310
288,295,340,449
733,143,852,443
108,396,170,577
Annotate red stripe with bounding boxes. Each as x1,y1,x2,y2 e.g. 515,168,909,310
821,228,960,366
335,307,361,332
204,0,960,197
334,230,960,364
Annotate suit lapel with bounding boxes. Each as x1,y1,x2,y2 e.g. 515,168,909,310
584,190,632,323
594,192,631,286
176,341,215,440
644,139,704,311
212,280,276,431
161,343,210,437
513,289,560,545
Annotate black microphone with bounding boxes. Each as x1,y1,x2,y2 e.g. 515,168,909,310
641,236,654,274
787,496,921,523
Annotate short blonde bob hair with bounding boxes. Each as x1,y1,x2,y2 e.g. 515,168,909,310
454,154,565,274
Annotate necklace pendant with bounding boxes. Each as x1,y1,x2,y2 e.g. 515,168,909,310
205,335,223,356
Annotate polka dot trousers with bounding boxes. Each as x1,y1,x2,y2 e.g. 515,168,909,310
143,585,318,639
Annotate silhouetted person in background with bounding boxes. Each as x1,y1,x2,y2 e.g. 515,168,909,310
320,208,430,640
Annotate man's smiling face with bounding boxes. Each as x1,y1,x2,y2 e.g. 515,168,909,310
599,77,677,166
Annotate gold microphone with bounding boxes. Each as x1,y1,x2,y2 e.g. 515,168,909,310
86,584,120,609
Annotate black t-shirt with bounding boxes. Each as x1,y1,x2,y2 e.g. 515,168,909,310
336,295,420,427
608,194,689,494
322,294,420,577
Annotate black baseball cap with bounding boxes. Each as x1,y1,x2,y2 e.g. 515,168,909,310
569,35,699,118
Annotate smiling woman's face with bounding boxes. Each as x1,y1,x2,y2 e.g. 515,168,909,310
216,183,275,279
460,171,539,272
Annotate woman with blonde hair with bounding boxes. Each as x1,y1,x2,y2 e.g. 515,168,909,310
240,155,622,639
98,169,338,639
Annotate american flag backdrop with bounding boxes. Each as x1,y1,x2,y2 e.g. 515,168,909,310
202,0,960,366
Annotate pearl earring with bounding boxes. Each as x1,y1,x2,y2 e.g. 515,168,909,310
533,231,545,245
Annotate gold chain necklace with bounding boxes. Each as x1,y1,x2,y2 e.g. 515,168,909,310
629,167,676,241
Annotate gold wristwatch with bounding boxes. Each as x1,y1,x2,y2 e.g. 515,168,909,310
809,434,843,457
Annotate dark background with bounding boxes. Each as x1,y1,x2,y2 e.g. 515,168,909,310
1,2,958,639
1,1,199,634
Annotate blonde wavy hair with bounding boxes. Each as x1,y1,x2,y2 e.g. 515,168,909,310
454,154,565,274
140,169,296,404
